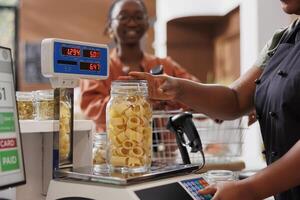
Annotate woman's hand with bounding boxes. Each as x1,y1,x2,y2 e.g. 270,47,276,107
199,181,260,200
128,72,181,100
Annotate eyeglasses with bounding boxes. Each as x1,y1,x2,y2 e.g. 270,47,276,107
112,14,148,24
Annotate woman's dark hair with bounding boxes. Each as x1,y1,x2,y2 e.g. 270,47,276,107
103,0,148,36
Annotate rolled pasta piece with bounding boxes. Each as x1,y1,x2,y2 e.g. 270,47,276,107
127,116,140,129
110,135,122,147
116,131,127,143
112,103,130,115
109,108,119,118
110,156,128,167
116,147,129,156
125,128,142,143
142,102,151,113
125,128,137,137
142,127,152,136
124,106,134,117
131,131,143,143
136,126,144,135
111,148,118,156
122,139,134,149
139,116,149,126
110,124,126,134
110,117,125,126
128,157,142,167
129,146,144,157
127,95,138,103
132,105,144,116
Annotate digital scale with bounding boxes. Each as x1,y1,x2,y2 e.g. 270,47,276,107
41,38,212,200
41,38,109,88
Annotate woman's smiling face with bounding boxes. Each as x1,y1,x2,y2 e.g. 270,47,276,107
110,0,149,45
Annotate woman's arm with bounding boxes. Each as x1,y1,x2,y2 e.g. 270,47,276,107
246,139,300,198
153,57,199,110
129,66,263,120
199,140,300,200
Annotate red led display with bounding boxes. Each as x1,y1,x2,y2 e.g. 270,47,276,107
80,62,100,71
62,47,81,57
83,49,100,58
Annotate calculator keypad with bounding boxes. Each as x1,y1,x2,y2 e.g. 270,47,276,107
181,177,212,200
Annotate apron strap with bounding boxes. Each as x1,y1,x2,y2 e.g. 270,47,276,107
283,21,300,44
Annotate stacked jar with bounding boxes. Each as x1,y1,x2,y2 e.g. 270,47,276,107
93,133,107,173
16,91,35,120
35,90,55,120
106,80,152,173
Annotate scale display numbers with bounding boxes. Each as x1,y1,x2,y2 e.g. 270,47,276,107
61,47,80,57
52,40,108,77
80,62,100,71
83,49,100,58
61,47,101,59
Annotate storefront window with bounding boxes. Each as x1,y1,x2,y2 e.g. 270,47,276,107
0,0,18,6
0,1,18,86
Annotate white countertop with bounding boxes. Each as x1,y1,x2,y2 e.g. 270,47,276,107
19,120,93,134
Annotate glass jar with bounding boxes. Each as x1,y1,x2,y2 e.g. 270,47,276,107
93,133,107,165
16,91,35,120
35,90,55,120
59,100,72,160
106,80,152,173
206,170,236,184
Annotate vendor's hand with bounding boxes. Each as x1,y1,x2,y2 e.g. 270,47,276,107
128,72,180,100
199,181,260,200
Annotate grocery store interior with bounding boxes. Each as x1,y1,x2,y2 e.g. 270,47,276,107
0,0,297,200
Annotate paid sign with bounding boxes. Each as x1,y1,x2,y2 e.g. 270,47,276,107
0,150,19,172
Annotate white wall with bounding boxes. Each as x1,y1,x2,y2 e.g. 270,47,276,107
155,0,291,170
155,0,290,72
257,0,290,51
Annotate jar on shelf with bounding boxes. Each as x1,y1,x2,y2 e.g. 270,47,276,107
16,91,35,120
35,90,55,120
106,80,152,173
93,134,107,165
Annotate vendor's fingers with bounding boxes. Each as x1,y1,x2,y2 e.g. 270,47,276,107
129,72,167,83
198,185,217,195
117,76,134,80
128,71,152,80
211,195,221,200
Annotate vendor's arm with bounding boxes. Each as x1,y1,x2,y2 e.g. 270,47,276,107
80,79,111,132
154,57,199,110
199,140,300,200
129,66,263,120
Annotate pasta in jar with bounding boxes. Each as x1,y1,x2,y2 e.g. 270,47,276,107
106,80,152,173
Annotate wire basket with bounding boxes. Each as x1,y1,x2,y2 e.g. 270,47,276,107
151,110,247,166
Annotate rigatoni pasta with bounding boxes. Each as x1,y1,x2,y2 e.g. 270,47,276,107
107,80,152,172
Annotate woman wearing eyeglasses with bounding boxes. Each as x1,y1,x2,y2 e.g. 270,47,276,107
80,0,198,132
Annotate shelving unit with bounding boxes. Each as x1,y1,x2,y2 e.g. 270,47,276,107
16,120,93,200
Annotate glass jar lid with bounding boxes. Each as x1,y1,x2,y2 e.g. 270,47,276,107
93,133,107,145
206,170,235,182
35,89,54,101
16,91,34,101
111,80,148,96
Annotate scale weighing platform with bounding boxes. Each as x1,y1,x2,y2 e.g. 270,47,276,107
41,38,212,200
47,164,212,200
